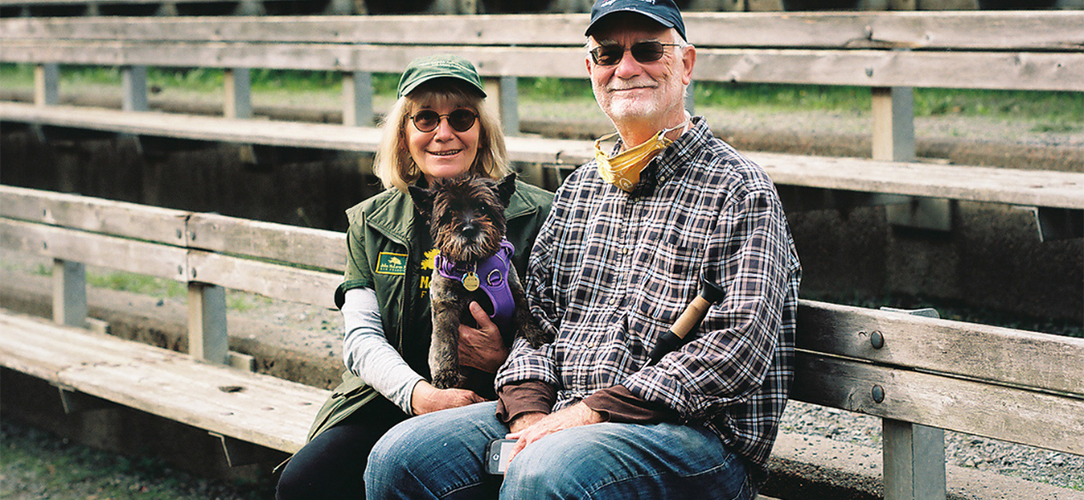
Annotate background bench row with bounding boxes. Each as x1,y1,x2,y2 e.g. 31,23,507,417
2,12,1082,240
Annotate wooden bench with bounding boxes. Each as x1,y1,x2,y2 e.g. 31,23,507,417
0,184,343,464
1,12,1082,239
2,184,1082,499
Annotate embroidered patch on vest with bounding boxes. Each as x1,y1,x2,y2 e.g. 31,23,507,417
376,252,408,275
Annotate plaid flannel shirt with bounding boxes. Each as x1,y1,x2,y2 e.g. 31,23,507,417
496,117,801,474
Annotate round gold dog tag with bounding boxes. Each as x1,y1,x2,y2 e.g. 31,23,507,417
462,272,480,291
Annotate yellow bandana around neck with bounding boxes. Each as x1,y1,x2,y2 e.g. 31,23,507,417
595,121,686,192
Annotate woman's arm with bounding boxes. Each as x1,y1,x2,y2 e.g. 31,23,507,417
341,287,424,414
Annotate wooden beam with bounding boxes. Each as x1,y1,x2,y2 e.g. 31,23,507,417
186,250,340,308
224,68,252,119
0,218,189,280
883,419,946,500
121,65,148,112
187,282,228,364
792,352,1084,455
4,12,1082,51
4,41,1081,91
797,300,1084,396
0,183,190,247
484,75,519,137
33,63,58,106
52,258,86,327
0,312,327,454
343,71,373,127
185,212,344,272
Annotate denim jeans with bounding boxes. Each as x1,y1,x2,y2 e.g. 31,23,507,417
365,402,755,500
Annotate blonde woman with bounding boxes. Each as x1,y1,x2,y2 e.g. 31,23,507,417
276,54,552,500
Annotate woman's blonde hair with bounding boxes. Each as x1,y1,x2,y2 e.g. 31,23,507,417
373,80,509,192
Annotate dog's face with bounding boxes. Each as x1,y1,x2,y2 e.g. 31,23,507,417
410,173,517,263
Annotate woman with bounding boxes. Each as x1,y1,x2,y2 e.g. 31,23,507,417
276,54,553,500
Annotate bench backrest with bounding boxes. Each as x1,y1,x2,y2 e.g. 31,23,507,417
3,13,1082,90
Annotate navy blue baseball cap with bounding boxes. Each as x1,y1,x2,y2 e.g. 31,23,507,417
585,0,687,42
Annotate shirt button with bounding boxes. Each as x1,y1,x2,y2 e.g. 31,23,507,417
609,298,617,305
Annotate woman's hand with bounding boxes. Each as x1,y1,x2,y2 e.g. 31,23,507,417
458,302,509,373
410,381,486,415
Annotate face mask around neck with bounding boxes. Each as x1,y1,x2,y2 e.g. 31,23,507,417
595,120,687,192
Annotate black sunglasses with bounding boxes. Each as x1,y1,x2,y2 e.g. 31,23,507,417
589,41,683,66
409,109,478,133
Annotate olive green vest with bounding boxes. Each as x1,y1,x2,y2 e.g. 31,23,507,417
306,181,552,441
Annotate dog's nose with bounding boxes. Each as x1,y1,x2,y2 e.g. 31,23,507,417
461,222,478,236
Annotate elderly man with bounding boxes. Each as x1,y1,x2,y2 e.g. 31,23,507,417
364,1,801,498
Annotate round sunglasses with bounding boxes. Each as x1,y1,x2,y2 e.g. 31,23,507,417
409,109,478,133
589,41,683,66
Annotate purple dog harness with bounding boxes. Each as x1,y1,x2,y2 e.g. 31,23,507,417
434,239,516,332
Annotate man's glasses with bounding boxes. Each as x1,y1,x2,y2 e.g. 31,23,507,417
409,109,478,133
589,41,683,66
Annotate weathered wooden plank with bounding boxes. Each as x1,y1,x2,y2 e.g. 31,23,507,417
693,48,1084,91
3,12,1081,51
4,40,1081,91
0,310,90,379
792,352,1084,456
797,300,1084,399
186,213,345,273
0,185,189,246
751,153,1084,210
0,102,573,165
5,103,1084,210
0,311,325,453
0,218,188,281
685,11,1084,51
186,250,340,309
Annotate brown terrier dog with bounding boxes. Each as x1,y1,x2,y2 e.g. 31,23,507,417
409,173,550,391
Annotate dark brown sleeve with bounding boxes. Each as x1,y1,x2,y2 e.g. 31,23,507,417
582,385,679,423
496,380,557,424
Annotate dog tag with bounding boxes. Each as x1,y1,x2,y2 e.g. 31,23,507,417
462,272,480,291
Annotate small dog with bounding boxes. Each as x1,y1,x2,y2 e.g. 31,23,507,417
409,173,550,391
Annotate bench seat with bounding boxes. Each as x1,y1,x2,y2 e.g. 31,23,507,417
0,308,326,455
4,101,1082,212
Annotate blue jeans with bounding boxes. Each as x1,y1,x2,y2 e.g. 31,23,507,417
365,402,756,500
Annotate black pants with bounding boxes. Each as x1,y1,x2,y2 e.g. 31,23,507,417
276,397,405,500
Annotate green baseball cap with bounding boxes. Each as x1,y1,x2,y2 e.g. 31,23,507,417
396,54,487,99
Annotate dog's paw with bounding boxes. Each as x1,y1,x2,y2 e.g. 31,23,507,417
432,370,466,390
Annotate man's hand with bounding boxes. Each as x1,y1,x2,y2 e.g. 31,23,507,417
410,381,486,415
458,301,509,373
505,402,603,460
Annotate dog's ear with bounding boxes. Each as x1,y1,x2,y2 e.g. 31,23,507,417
408,184,433,218
496,172,517,208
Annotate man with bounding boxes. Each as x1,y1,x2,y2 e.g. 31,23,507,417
364,1,801,498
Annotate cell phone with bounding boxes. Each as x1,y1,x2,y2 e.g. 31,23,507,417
484,438,517,475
